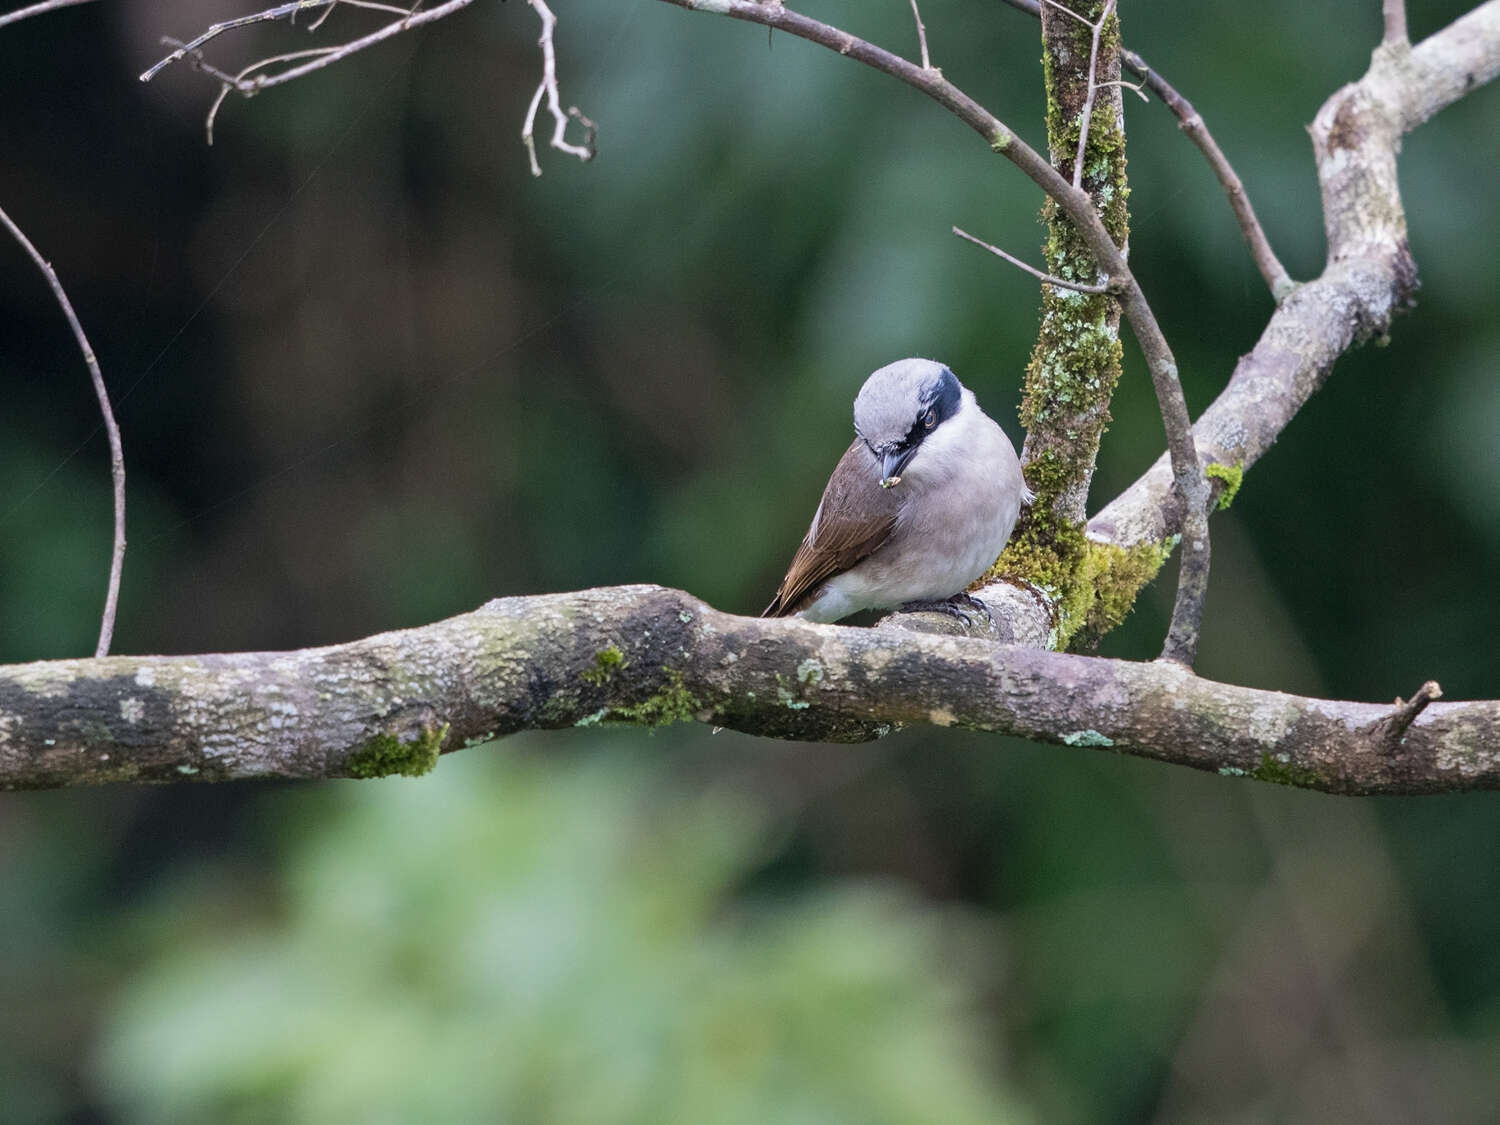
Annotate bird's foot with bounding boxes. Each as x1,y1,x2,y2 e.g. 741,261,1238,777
898,593,993,629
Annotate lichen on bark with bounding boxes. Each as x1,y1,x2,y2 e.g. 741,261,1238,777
993,0,1143,651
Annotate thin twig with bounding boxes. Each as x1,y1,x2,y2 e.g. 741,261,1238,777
909,0,931,69
204,48,343,144
521,85,547,176
1070,0,1117,191
1383,0,1408,45
1121,48,1295,300
0,0,93,32
1097,77,1147,101
303,0,418,27
953,226,1114,294
143,0,594,172
307,0,340,32
1372,680,1442,746
0,204,125,658
159,39,253,88
1038,0,1088,28
520,0,595,174
140,0,475,86
568,105,598,154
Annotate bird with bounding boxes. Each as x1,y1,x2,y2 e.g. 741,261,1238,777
763,358,1032,624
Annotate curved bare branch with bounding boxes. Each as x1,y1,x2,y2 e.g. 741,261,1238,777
0,204,126,658
0,0,94,32
1092,1,1500,549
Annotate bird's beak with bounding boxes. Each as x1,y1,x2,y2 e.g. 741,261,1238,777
879,447,913,489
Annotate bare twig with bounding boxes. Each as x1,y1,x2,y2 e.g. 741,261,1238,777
1061,0,1117,191
520,0,595,175
140,0,475,87
1098,77,1148,101
158,36,342,143
568,105,598,152
203,48,342,143
0,0,94,32
909,0,931,70
1038,0,1088,28
307,0,341,33
664,0,1211,665
1371,680,1442,746
1091,3,1500,560
302,0,427,33
0,204,125,658
1121,48,1295,300
143,0,594,172
953,225,1114,294
310,0,417,22
1383,0,1408,45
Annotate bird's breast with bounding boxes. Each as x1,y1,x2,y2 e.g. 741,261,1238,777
863,413,1024,601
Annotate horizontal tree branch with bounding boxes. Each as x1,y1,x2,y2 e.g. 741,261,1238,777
0,585,1492,794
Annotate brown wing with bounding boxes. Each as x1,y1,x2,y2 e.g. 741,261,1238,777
763,439,899,616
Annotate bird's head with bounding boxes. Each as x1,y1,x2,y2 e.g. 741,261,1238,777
852,358,965,488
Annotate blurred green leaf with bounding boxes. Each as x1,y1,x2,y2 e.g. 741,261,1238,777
95,747,1027,1125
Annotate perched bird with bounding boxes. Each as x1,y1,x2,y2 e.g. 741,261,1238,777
764,358,1032,624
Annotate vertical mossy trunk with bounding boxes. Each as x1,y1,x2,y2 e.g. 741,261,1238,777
1023,1,1128,524
990,1,1155,651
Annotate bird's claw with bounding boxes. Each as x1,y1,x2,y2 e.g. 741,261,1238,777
898,593,994,630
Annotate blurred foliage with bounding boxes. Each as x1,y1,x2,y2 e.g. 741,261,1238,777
2,0,1500,1122
95,749,1026,1125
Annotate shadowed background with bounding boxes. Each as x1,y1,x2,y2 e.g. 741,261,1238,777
2,0,1499,1120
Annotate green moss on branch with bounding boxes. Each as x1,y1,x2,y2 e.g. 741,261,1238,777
581,644,626,686
1253,752,1324,789
347,723,447,779
1004,0,1137,645
1205,461,1244,510
985,523,1170,652
609,669,700,728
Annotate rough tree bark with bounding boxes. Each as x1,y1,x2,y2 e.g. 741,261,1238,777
1,585,1491,794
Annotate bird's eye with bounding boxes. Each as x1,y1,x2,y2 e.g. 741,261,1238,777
922,409,937,429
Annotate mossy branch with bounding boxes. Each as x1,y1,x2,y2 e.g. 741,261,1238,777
1001,0,1133,653
1,585,1497,795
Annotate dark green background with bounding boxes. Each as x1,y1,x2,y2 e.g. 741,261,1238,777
2,1,1498,1120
